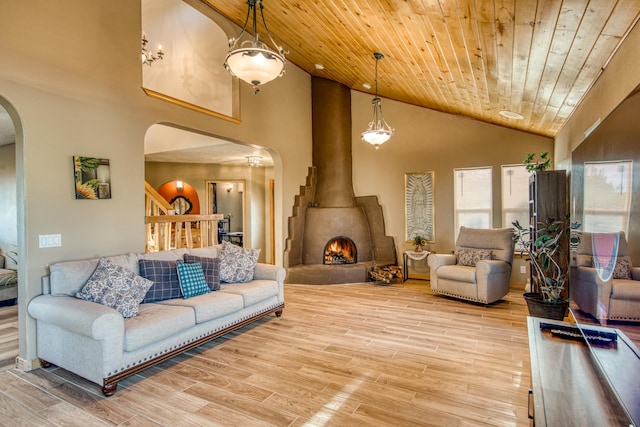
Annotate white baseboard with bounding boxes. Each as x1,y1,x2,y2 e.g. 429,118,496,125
15,357,40,371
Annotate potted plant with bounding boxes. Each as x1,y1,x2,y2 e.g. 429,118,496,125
412,235,427,252
523,151,551,172
512,217,580,320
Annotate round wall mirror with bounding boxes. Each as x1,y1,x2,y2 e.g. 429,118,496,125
170,195,192,214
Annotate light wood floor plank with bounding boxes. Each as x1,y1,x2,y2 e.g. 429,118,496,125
0,281,637,425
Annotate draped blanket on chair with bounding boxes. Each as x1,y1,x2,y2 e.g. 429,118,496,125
592,232,620,282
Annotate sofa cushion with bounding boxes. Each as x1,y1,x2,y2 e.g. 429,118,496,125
158,291,244,323
184,254,220,291
456,248,492,267
76,258,153,318
219,241,260,283
437,265,477,283
139,259,182,303
123,303,195,352
176,262,210,299
219,279,279,307
49,253,139,296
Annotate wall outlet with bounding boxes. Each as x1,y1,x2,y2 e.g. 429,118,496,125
520,265,527,274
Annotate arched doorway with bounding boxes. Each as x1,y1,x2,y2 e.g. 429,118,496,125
0,97,25,370
144,124,276,263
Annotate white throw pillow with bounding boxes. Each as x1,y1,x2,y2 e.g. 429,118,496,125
219,241,260,283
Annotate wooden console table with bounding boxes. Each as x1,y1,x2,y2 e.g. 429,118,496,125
527,317,638,426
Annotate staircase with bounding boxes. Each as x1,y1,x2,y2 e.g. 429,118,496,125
144,181,223,252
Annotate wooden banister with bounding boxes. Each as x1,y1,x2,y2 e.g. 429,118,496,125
144,181,172,215
145,213,224,252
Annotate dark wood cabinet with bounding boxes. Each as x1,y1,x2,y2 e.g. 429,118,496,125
528,170,569,296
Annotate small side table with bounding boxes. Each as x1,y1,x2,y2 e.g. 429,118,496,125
403,250,430,282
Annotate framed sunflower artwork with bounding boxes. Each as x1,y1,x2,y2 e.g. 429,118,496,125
73,156,111,199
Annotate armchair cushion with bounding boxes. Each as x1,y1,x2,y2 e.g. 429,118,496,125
456,248,492,266
438,265,476,282
611,280,640,300
612,256,633,279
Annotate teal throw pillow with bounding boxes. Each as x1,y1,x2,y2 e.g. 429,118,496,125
176,261,210,299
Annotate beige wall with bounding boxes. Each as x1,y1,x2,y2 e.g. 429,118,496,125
554,21,640,169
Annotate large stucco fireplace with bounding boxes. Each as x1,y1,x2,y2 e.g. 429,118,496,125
284,77,396,284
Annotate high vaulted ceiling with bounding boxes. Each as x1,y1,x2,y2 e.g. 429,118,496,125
203,0,640,137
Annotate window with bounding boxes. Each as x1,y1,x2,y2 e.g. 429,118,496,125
502,164,531,230
583,160,633,234
454,167,492,240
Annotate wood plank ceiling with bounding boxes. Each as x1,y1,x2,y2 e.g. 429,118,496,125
202,0,640,137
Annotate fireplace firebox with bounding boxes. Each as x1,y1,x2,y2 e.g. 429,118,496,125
324,237,356,265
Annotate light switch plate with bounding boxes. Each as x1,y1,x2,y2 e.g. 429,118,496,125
39,234,61,248
520,265,527,274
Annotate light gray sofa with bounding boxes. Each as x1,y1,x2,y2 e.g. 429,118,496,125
428,227,515,304
28,246,285,396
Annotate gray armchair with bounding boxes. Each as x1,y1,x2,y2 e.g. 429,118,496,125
571,231,640,323
0,254,18,304
428,227,515,304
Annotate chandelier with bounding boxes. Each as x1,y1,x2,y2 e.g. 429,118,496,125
361,52,394,149
224,0,287,94
141,33,164,66
246,156,263,167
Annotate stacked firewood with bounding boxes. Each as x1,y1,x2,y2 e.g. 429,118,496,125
369,265,403,284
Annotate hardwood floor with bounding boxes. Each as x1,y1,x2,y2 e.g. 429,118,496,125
0,305,18,372
0,281,536,426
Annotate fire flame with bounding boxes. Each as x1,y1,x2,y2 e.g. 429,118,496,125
324,238,356,264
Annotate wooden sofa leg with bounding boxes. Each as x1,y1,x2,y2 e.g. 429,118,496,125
40,359,51,368
102,382,117,397
275,309,283,317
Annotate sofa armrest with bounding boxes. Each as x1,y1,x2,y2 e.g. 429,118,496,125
427,254,456,270
0,255,4,269
254,263,286,284
28,295,124,340
632,267,640,281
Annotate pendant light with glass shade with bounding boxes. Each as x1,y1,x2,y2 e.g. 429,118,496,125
224,0,287,94
361,52,394,149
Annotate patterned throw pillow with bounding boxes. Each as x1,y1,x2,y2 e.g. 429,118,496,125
176,262,210,299
219,241,260,283
183,254,220,291
76,258,153,318
613,256,633,279
457,248,492,267
138,259,182,303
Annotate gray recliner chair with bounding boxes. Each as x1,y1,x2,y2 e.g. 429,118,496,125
428,227,515,304
571,231,640,323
